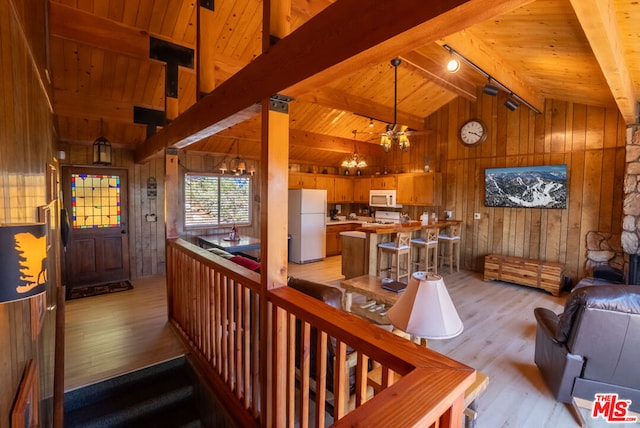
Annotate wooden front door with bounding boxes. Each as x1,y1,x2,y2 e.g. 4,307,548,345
62,166,130,289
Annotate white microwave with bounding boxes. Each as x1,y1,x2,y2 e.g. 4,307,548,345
369,189,397,207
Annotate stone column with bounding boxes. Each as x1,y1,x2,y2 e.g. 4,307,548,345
622,128,640,282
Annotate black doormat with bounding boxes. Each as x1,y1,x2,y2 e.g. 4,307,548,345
66,280,133,300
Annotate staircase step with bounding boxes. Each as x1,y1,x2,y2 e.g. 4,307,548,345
65,357,187,413
64,356,202,428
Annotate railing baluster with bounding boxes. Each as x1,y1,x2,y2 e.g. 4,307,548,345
165,239,474,428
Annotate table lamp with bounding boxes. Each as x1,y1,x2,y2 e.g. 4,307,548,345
387,271,463,340
0,223,47,303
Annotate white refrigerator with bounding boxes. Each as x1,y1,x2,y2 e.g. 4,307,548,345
288,188,327,263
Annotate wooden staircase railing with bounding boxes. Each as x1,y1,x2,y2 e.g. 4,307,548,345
167,239,475,427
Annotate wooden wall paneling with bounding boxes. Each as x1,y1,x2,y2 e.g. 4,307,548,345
585,105,606,150
0,1,57,424
599,148,617,233
474,157,492,270
462,155,473,269
132,160,142,278
613,146,626,236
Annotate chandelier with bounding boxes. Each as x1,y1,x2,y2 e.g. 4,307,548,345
342,130,367,169
219,141,255,176
380,58,410,153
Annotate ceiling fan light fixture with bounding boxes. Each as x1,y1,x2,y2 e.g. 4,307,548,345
380,134,392,152
398,133,410,151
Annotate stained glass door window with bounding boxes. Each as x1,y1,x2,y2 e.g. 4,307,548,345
71,173,121,228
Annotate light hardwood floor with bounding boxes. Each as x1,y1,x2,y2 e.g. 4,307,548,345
64,275,186,391
65,258,637,427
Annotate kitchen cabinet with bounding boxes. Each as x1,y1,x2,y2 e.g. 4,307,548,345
289,172,316,189
315,175,336,202
413,173,435,205
396,173,435,205
396,174,416,204
334,177,354,202
326,223,357,256
353,177,371,203
371,175,396,190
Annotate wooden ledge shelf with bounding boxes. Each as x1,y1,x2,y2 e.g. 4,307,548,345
484,254,564,296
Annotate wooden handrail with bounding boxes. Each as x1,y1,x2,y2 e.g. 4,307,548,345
166,239,475,427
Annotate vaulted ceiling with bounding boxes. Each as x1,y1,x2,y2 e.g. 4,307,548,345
49,0,640,167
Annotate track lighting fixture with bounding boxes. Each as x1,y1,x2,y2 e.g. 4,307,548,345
442,44,540,114
446,56,460,73
505,96,519,111
369,118,374,128
483,80,499,96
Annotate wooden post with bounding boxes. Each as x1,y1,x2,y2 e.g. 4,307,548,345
197,5,216,97
164,149,180,239
260,95,291,427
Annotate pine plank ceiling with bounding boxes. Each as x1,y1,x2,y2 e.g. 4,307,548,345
49,0,640,166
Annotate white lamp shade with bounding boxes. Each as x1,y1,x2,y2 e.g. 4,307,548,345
387,271,463,339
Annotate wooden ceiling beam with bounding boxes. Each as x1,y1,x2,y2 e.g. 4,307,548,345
137,0,535,163
400,50,478,103
439,34,544,113
297,88,425,131
49,2,150,58
569,0,638,125
53,90,135,123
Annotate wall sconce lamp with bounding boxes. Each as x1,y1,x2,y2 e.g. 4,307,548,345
442,44,540,114
0,223,47,303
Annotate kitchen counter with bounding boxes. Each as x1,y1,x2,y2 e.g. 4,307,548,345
326,216,372,225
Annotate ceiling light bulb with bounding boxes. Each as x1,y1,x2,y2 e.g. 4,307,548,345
369,119,374,128
447,58,460,73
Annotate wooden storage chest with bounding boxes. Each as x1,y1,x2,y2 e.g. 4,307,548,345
484,254,564,296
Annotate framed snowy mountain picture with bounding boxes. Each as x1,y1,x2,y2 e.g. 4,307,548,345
484,165,567,209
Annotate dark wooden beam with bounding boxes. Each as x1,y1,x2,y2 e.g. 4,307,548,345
136,0,535,163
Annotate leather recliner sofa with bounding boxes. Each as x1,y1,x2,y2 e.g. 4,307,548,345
534,285,640,411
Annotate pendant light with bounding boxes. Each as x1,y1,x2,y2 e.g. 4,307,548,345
93,118,112,165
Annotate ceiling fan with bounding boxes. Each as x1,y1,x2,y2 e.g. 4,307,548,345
354,58,428,152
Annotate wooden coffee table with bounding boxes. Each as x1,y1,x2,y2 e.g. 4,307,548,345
339,275,405,324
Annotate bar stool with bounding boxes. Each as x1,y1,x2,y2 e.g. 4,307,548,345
377,231,411,282
438,224,461,274
410,227,439,274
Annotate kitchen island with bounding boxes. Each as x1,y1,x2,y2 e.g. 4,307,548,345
340,220,464,278
358,222,423,277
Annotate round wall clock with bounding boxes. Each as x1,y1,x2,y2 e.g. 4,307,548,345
459,119,488,146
